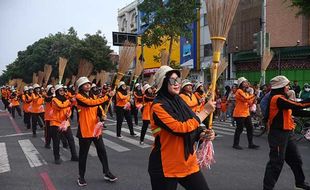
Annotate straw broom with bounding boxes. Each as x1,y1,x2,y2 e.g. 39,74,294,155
15,79,23,90
58,57,68,84
161,50,169,66
210,58,229,80
51,77,56,86
43,64,52,86
37,71,44,86
32,73,38,84
260,49,274,85
105,41,136,113
132,60,144,84
76,59,94,79
95,72,101,85
71,75,76,85
89,75,96,83
65,78,71,86
206,0,240,129
181,67,191,80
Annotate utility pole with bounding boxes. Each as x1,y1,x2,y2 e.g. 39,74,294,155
261,0,267,85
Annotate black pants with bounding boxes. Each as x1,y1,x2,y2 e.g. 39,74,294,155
140,120,150,142
31,113,45,134
23,112,31,129
233,116,254,146
131,107,139,125
78,137,110,179
45,121,51,146
62,127,77,158
149,171,209,190
11,106,22,118
263,130,305,190
116,106,134,137
70,106,79,122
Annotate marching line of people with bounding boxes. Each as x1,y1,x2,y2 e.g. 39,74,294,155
1,67,310,189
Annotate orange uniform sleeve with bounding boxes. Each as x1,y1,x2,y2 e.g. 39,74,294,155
152,103,200,134
117,91,129,100
76,93,109,106
52,98,71,110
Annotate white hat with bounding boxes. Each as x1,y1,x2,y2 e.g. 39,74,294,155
28,86,33,90
135,83,141,88
154,66,180,93
46,85,53,92
76,77,91,88
63,85,67,89
181,79,192,89
143,84,152,92
55,84,64,91
237,77,248,87
91,83,97,88
23,86,29,91
33,83,40,89
194,82,203,91
118,81,125,89
270,76,290,89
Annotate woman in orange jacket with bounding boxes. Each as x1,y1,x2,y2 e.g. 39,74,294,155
22,86,32,129
44,85,55,149
50,84,78,164
31,84,45,137
149,66,216,190
9,90,22,118
139,84,155,145
180,80,199,113
232,77,259,150
75,77,117,187
115,81,136,138
132,83,143,126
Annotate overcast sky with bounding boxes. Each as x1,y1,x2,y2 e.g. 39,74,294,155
0,0,134,74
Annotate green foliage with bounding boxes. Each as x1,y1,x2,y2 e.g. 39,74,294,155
289,0,310,16
138,0,199,48
0,27,115,84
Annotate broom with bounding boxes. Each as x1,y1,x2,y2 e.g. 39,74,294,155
71,75,76,85
65,78,71,86
181,67,191,80
76,59,94,79
206,0,240,129
32,73,38,84
43,64,52,86
131,60,144,85
95,72,101,85
89,75,96,83
51,77,56,86
260,49,274,86
105,41,136,113
37,71,44,86
210,58,229,80
15,79,23,91
161,50,169,66
58,57,68,84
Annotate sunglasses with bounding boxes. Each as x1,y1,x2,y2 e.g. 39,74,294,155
168,77,182,85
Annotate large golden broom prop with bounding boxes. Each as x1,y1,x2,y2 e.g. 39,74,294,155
43,64,52,87
58,57,68,84
105,41,136,113
206,0,240,129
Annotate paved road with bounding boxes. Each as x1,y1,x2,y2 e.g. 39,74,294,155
0,109,309,190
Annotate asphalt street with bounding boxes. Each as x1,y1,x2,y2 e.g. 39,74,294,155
0,109,309,190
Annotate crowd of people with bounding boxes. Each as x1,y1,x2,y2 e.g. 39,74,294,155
1,66,310,190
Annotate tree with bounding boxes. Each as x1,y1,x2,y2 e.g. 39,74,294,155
289,0,310,16
138,0,199,65
0,27,115,85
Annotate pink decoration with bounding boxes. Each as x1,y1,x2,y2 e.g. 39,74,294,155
196,140,215,169
93,122,104,138
59,120,70,132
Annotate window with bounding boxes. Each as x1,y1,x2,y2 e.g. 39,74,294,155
204,13,208,26
204,44,212,57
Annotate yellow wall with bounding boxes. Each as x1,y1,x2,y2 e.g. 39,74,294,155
136,37,180,69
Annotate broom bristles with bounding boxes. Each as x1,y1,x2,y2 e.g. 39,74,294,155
37,71,44,86
95,72,101,84
32,73,38,84
65,78,70,86
71,75,76,85
117,41,136,85
15,79,23,90
76,59,94,79
43,64,52,86
181,67,191,80
133,61,144,81
89,75,96,83
51,77,56,86
161,50,169,66
210,58,229,80
58,57,68,84
261,49,274,71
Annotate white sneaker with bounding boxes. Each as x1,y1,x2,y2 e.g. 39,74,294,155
117,135,123,139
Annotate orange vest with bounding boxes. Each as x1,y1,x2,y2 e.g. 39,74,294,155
179,93,199,113
116,91,130,107
22,94,32,112
76,93,109,138
194,91,205,112
233,89,254,118
10,96,20,106
31,94,45,113
50,98,71,127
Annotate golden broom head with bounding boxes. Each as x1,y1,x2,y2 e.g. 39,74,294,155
160,50,169,66
181,67,191,80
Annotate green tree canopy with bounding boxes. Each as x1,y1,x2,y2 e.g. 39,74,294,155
290,0,310,16
0,27,115,85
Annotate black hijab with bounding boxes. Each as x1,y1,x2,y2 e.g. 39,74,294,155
55,89,67,103
154,71,201,161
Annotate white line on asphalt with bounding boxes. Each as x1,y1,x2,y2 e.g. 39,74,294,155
18,139,47,167
0,143,10,173
103,130,151,148
102,137,130,152
40,138,69,162
73,137,97,157
120,128,154,141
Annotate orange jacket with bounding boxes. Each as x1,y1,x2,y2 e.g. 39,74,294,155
22,94,32,112
194,92,205,112
116,91,130,107
67,92,77,106
50,98,71,127
150,102,201,178
31,93,45,113
1,89,8,99
179,93,199,113
142,94,154,121
134,91,143,108
44,100,53,121
9,96,20,106
76,93,109,138
233,89,255,117
221,101,227,112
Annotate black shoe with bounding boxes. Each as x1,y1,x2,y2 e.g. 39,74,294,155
77,177,87,187
71,156,79,162
248,144,260,149
296,182,310,190
104,172,118,182
45,144,51,149
131,133,138,137
232,145,243,150
54,159,61,165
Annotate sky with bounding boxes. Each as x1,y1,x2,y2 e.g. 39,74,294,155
0,0,134,74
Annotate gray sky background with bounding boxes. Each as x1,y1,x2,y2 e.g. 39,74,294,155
0,0,134,74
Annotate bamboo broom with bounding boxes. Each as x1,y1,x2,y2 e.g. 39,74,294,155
58,57,68,84
65,78,71,86
37,71,44,86
51,77,56,86
43,64,52,86
181,67,191,80
210,58,229,80
260,49,274,85
206,0,240,129
76,59,94,79
132,60,144,84
32,73,38,84
15,79,23,91
71,75,76,85
95,72,101,85
89,75,96,83
105,41,136,113
161,50,169,66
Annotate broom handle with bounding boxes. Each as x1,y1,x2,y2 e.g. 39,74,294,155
104,86,117,114
208,51,221,129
